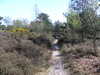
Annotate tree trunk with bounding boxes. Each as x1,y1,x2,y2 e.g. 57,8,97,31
93,32,97,56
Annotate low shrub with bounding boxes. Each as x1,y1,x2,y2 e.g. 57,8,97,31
0,50,34,75
70,56,100,75
0,32,51,69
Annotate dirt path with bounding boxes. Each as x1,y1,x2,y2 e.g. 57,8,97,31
48,51,70,75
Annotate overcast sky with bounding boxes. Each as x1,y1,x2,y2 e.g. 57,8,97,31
0,0,70,22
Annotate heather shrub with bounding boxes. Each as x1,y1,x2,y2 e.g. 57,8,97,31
0,32,51,69
0,50,34,75
70,56,100,75
0,32,18,52
62,41,95,59
31,35,51,48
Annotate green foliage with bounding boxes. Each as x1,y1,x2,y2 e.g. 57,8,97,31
30,21,44,32
0,25,6,30
13,20,23,26
53,21,64,32
71,0,99,13
67,12,81,30
6,25,16,31
37,13,49,21
70,0,99,36
69,0,100,55
13,19,28,27
79,9,97,34
70,0,99,35
0,16,3,20
30,13,53,33
3,17,12,25
0,16,3,25
54,12,81,41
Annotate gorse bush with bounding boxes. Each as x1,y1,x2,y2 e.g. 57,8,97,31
11,27,29,32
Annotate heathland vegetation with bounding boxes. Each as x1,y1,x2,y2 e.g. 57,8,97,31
0,0,100,75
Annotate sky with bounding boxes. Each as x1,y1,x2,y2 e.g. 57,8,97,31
0,0,70,22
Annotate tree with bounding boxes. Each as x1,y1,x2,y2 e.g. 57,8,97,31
66,11,82,41
67,12,81,30
54,21,63,33
30,21,44,32
13,19,23,26
31,13,53,33
22,19,29,26
37,13,53,32
0,16,3,25
37,13,49,21
70,0,99,55
3,17,12,26
13,19,28,27
70,0,98,13
6,25,16,31
0,25,6,30
0,17,7,30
